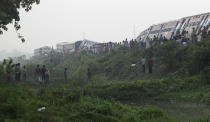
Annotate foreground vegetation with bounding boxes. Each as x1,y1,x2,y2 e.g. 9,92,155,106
1,38,210,121
0,82,175,122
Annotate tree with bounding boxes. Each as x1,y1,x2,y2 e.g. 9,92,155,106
0,0,40,42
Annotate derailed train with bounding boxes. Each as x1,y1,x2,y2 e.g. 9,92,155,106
137,12,210,41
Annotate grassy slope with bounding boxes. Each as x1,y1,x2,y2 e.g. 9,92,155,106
1,38,210,121
0,82,174,122
51,38,210,121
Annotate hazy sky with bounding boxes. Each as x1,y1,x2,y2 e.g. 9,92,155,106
0,0,210,54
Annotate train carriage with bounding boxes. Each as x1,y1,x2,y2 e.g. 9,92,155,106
137,12,210,44
159,20,179,39
199,13,210,32
147,24,162,40
137,29,150,42
180,13,209,34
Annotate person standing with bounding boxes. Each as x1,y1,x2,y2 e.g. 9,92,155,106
11,64,16,81
64,68,68,82
148,57,153,74
6,60,13,82
45,69,50,84
141,57,146,73
159,35,164,45
87,68,91,81
15,63,21,81
3,59,7,74
201,26,208,39
138,38,142,47
191,28,197,43
41,65,46,82
197,32,202,42
146,37,151,49
35,65,41,82
130,62,137,79
184,31,190,43
22,65,27,81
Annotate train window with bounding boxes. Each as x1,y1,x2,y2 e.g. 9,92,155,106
205,20,207,24
194,15,200,18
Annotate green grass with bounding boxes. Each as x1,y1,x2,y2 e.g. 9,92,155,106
1,38,210,121
0,82,175,122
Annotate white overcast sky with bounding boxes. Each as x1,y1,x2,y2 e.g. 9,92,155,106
0,0,210,54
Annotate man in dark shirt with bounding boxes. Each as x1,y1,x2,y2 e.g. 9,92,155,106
15,63,21,81
41,65,46,82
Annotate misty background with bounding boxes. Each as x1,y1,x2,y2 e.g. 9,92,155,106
0,0,210,59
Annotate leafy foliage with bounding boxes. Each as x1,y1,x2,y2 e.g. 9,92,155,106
0,83,172,122
0,0,40,42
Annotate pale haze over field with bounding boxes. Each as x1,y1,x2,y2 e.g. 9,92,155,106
0,0,210,58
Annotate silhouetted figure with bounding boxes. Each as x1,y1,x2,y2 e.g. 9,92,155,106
41,65,46,82
163,36,168,42
15,63,21,81
22,65,27,81
202,26,208,39
45,69,50,84
3,59,7,74
141,57,146,73
6,60,12,82
191,28,197,43
159,35,164,44
87,68,91,81
64,68,67,82
35,64,41,82
131,62,137,79
11,64,16,81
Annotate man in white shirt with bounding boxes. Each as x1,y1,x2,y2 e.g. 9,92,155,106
131,62,137,79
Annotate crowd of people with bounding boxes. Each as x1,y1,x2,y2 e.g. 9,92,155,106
147,27,210,48
91,38,146,55
0,59,25,82
35,64,50,84
1,26,210,82
92,26,210,55
170,27,209,45
0,59,51,84
130,57,153,79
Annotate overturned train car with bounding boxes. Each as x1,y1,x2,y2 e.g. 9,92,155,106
137,12,210,42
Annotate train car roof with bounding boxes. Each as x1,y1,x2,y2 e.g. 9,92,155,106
149,12,210,27
150,19,179,27
137,12,210,38
181,12,210,19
